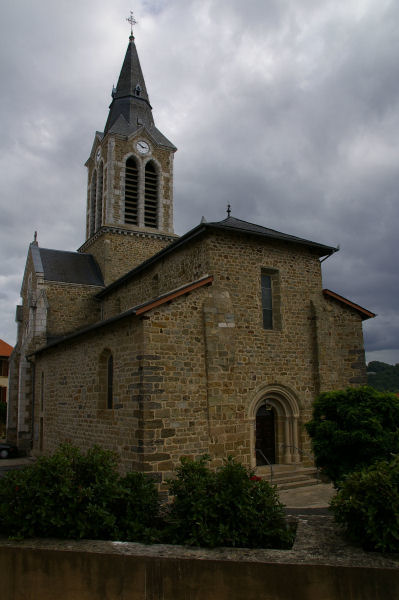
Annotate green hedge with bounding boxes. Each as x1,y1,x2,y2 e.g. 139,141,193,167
164,455,294,549
330,456,399,553
0,444,159,542
0,446,294,550
305,386,399,486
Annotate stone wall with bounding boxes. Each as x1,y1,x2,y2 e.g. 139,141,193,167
33,316,144,470
80,228,177,287
32,288,211,485
31,229,368,480
101,235,210,319
45,283,103,338
1,515,398,600
312,295,367,393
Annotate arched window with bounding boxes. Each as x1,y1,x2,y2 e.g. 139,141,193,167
89,169,97,237
144,161,158,227
124,156,139,225
96,163,103,231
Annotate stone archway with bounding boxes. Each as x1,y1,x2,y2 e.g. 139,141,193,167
249,384,301,468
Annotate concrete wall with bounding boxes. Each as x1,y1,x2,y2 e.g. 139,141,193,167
0,542,397,600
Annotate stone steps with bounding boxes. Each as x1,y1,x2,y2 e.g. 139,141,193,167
256,465,320,490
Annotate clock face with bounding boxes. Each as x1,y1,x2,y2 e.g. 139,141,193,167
136,140,150,155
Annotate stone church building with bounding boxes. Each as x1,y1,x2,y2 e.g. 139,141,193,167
7,31,374,485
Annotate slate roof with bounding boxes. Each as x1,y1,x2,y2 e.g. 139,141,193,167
32,246,104,286
207,217,337,252
96,216,337,298
103,36,176,150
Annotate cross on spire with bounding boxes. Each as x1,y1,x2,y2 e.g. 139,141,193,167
126,11,137,39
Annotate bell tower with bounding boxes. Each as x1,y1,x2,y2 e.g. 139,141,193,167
79,17,178,285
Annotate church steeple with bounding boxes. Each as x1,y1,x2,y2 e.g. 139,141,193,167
80,21,178,286
104,34,154,135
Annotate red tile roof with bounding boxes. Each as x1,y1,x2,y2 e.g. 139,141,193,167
0,339,13,357
323,289,376,320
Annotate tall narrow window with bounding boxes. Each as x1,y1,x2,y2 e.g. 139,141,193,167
96,163,103,230
261,274,273,329
261,270,282,330
124,156,139,224
144,161,158,227
107,355,113,409
40,371,44,411
89,170,97,237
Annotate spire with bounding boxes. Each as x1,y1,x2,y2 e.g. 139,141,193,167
104,30,154,135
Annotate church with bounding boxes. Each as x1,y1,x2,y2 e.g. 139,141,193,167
7,27,375,487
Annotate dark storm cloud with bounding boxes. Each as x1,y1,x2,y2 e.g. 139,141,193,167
0,0,398,364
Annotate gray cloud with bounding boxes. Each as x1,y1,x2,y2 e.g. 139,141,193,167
0,0,398,365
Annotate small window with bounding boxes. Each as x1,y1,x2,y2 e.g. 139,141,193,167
107,355,113,410
98,349,114,410
40,371,44,411
261,269,281,330
135,84,141,96
0,359,8,377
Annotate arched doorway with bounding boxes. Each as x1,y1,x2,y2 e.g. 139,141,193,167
249,384,301,467
255,404,276,465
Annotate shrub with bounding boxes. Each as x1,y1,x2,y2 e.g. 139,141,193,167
0,444,159,541
305,386,399,485
164,455,294,549
330,456,399,553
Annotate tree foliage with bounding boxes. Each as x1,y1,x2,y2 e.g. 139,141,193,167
164,455,295,549
330,456,399,553
305,386,399,485
367,361,399,393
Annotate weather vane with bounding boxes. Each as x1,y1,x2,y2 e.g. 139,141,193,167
126,11,137,37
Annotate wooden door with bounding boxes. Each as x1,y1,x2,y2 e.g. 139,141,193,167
256,404,276,465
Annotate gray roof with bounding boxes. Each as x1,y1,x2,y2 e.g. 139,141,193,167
96,216,337,298
207,217,337,251
35,248,104,286
103,36,176,150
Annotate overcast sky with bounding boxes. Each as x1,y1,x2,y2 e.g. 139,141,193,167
0,0,398,365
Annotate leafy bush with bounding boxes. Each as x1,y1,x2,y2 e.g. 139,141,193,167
330,456,399,553
0,444,159,541
164,455,294,549
305,386,399,486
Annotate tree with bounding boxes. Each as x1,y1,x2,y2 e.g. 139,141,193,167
305,386,399,485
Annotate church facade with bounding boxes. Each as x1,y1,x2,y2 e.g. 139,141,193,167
7,31,374,486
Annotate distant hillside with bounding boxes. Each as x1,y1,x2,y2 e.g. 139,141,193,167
367,361,399,392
